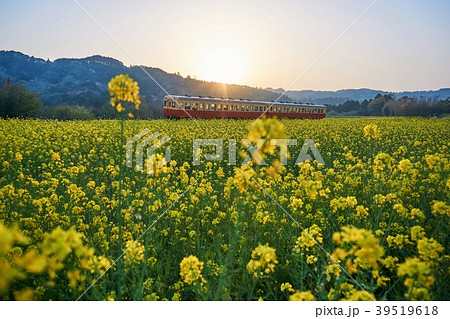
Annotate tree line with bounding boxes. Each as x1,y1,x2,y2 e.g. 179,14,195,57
0,78,162,120
1,79,449,120
327,93,449,117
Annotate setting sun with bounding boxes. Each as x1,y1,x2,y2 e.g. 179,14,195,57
196,45,245,84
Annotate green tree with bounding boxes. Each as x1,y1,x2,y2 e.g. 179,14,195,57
0,78,43,118
42,105,94,120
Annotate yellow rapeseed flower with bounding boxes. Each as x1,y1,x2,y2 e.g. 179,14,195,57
247,243,278,277
180,255,204,285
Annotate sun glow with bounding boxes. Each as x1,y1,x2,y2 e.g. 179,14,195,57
196,45,245,85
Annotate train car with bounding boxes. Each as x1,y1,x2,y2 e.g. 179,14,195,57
163,95,326,119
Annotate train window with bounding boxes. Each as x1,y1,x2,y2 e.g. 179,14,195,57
217,104,222,111
206,103,210,110
185,102,191,110
199,103,203,110
211,104,215,110
224,105,228,111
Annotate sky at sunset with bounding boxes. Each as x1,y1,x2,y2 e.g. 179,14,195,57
1,0,449,91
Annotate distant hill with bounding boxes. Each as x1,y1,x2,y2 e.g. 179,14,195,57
0,50,288,116
268,88,450,105
1,50,448,116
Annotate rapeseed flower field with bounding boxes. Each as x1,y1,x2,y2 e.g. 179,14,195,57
0,117,448,300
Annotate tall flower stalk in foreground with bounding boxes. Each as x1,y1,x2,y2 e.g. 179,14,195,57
108,74,141,118
107,74,141,298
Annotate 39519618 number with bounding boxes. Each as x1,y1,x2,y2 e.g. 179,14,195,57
376,306,438,316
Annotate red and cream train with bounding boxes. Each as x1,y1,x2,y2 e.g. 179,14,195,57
163,95,326,119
